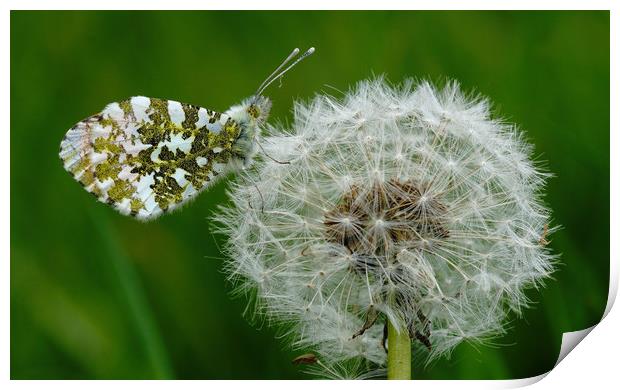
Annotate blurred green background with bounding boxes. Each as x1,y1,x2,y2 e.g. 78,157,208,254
10,11,609,379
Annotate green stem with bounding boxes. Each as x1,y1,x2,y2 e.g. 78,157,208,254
387,319,411,380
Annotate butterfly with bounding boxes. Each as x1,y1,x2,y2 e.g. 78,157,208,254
59,47,314,221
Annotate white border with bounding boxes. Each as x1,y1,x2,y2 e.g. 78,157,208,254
4,1,617,388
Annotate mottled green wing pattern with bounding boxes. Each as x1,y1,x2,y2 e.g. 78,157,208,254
59,96,242,220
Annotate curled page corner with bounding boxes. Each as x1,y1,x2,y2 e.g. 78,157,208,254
499,266,618,389
496,325,600,388
554,326,596,365
549,255,619,366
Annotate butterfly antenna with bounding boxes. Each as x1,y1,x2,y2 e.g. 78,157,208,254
254,48,300,101
254,47,315,99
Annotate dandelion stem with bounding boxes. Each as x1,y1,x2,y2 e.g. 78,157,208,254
387,319,411,380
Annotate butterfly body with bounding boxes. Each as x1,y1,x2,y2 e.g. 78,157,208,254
59,95,271,220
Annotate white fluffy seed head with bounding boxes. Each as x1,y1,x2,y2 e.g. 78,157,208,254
216,77,556,374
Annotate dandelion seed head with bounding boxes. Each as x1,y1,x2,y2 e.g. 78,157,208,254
216,77,556,372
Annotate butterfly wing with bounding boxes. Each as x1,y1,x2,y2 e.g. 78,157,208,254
59,96,242,220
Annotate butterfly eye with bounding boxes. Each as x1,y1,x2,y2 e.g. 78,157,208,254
248,104,261,119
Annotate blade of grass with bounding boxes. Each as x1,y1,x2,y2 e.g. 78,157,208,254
89,209,174,379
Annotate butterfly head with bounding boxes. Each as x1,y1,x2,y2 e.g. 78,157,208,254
246,47,314,124
228,48,314,167
247,95,272,126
